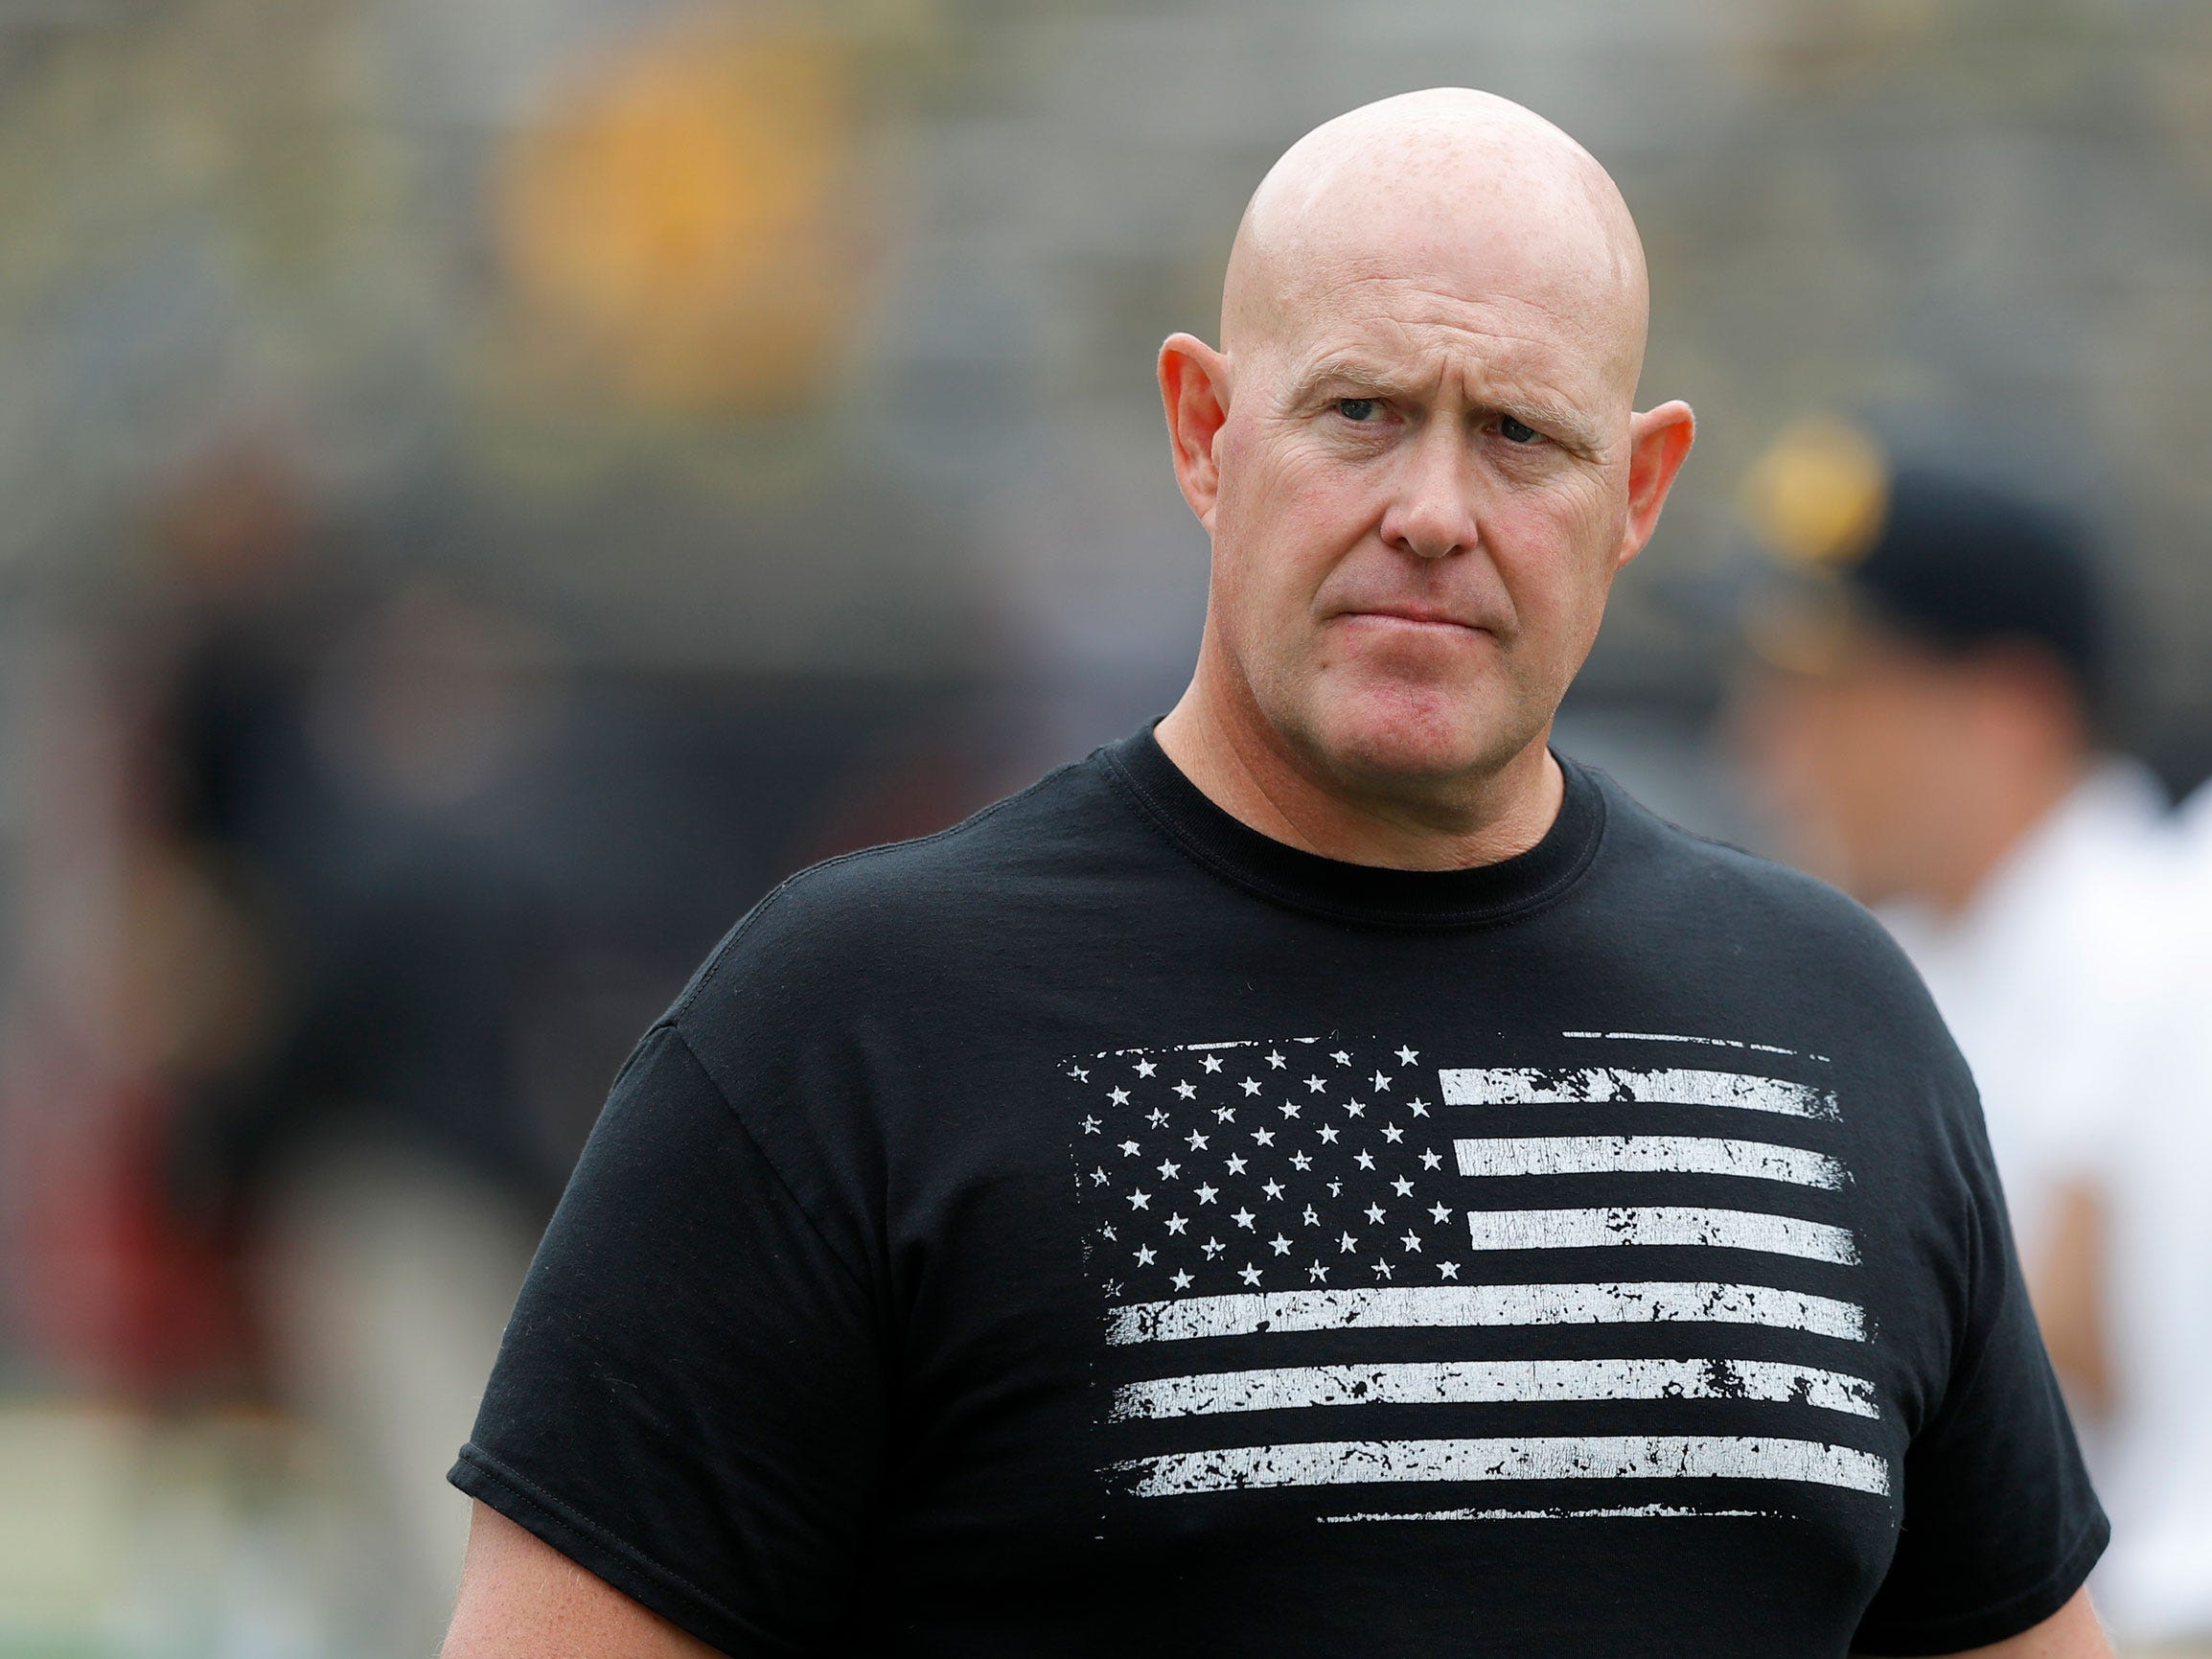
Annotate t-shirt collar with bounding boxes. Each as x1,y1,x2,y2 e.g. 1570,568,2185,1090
1099,720,1605,929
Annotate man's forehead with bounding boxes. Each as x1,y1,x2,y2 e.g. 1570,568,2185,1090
1222,91,1649,397
1266,266,1629,406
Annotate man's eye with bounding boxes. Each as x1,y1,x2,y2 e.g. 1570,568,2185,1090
1336,398,1380,423
1499,415,1543,445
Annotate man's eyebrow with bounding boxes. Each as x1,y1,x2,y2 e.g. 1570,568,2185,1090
1285,357,1604,451
1285,357,1423,403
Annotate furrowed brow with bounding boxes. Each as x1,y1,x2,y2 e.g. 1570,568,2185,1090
1285,357,1421,406
1285,357,1604,454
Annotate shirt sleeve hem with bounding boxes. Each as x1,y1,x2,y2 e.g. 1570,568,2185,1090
449,1443,801,1657
1851,1508,2111,1656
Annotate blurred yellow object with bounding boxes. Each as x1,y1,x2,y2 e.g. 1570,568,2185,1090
1736,415,1891,569
1741,575,1861,680
497,19,867,413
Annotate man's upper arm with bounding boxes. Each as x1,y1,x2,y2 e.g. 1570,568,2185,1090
448,1021,887,1652
1857,1587,2111,1659
444,1501,724,1658
1848,1008,2108,1651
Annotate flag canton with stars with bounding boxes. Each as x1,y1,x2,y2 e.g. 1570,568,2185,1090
1067,1039,1455,1302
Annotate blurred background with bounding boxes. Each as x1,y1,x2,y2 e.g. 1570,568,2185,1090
3,0,2212,1653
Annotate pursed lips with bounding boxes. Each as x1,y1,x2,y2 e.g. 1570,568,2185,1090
1331,605,1494,635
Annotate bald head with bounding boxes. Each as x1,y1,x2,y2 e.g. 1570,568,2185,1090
1153,89,1693,859
1223,89,1649,399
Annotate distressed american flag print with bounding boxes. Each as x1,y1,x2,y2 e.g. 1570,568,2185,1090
1064,1033,1890,1520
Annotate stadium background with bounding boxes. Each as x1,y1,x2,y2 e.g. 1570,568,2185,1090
3,0,2211,1652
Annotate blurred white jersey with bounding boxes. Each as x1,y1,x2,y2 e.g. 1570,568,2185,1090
1881,759,2212,1643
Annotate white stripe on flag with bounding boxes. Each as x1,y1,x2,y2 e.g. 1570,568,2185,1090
1440,1067,1837,1120
1116,1434,1892,1497
1454,1135,1846,1189
1463,1206,1859,1266
1322,1504,1776,1522
1112,1357,1879,1421
1105,1281,1868,1346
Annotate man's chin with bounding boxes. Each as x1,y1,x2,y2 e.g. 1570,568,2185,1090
1294,687,1536,796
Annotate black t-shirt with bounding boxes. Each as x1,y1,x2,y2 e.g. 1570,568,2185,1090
453,728,2107,1657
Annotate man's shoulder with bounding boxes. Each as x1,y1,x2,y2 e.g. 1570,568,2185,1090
1580,761,1924,984
668,749,1126,1016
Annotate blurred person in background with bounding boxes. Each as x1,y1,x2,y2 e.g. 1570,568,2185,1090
1732,420,2212,1648
0,444,586,1652
203,572,565,1653
0,449,309,1406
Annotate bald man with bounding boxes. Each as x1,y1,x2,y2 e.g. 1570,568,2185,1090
444,92,2109,1657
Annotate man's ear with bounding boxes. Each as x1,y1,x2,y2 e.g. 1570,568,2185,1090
1616,400,1696,569
1159,334,1233,530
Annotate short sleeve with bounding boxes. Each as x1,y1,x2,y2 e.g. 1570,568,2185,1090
450,1023,887,1655
1851,1123,2109,1655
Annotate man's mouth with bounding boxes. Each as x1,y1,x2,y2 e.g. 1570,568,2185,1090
1337,606,1490,634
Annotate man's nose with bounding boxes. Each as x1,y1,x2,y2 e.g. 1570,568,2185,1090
1377,426,1481,561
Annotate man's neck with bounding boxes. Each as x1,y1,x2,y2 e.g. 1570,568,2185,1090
1152,684,1565,873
